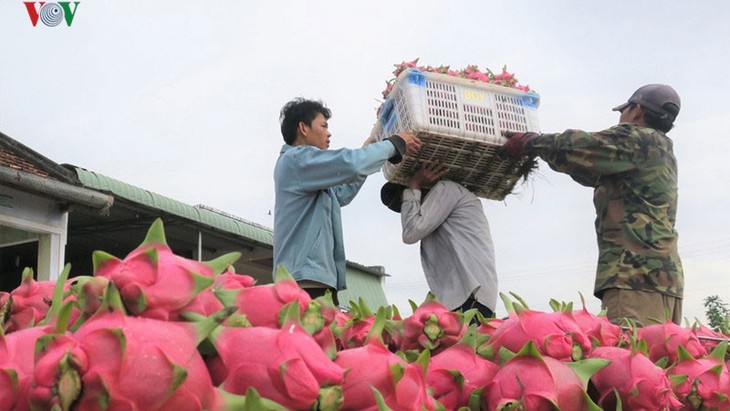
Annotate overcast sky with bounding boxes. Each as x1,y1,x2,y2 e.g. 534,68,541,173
1,1,729,322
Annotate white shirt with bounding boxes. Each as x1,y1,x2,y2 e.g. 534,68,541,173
401,180,498,311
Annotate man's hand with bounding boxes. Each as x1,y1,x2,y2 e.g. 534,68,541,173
396,131,422,156
409,162,449,190
500,131,539,158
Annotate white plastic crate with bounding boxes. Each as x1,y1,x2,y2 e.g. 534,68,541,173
372,68,541,200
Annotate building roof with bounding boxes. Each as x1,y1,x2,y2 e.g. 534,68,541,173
0,132,112,212
0,131,78,182
71,166,274,247
69,166,387,277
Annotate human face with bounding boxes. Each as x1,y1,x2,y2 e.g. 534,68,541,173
298,113,331,150
619,104,642,124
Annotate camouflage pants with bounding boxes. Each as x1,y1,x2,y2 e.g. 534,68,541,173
601,288,682,326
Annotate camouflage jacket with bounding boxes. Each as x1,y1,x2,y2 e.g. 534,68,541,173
526,123,683,299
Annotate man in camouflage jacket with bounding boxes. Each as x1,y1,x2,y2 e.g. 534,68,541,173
502,84,683,325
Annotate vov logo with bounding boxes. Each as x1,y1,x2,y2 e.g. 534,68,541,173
24,2,80,27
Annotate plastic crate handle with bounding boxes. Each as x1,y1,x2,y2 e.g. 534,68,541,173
379,98,398,134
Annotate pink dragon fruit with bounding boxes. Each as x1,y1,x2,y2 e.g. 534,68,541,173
335,307,438,411
666,342,730,411
484,341,608,410
0,291,10,325
637,321,708,365
180,270,257,319
426,326,498,410
390,294,467,354
210,387,290,410
28,284,234,411
691,319,729,354
335,298,377,349
588,345,683,410
336,340,437,411
299,293,342,359
1,266,77,411
551,295,622,347
380,59,532,104
485,293,592,361
0,267,75,333
214,265,311,328
92,218,240,321
206,321,346,410
1,324,70,411
476,316,505,336
391,58,420,78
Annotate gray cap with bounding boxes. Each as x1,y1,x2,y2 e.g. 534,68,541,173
612,84,681,121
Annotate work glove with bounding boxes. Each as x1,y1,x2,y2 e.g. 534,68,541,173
500,131,540,158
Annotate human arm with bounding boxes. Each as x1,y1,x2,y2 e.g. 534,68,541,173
285,141,397,193
325,132,421,205
401,164,457,244
364,131,422,163
530,126,641,186
503,125,642,187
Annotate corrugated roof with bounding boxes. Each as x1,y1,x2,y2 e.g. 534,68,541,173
339,267,388,309
72,167,274,246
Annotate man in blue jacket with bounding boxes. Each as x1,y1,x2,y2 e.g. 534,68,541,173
273,98,421,305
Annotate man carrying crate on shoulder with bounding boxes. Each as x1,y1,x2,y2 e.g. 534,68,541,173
380,163,498,320
500,84,683,326
273,97,421,306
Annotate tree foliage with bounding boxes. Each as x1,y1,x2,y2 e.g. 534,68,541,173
703,294,730,332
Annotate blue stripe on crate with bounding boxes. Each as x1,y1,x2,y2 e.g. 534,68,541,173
521,93,539,108
407,69,425,86
379,99,398,134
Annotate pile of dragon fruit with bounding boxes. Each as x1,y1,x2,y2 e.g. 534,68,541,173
2,219,729,410
380,58,533,103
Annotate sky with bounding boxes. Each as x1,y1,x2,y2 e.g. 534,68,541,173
1,1,729,323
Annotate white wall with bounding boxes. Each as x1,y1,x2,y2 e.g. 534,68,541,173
0,184,67,281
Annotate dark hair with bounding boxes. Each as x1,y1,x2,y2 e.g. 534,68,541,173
279,98,331,145
642,103,677,133
624,102,675,133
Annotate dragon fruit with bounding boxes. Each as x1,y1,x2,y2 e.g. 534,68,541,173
551,295,622,347
28,284,234,410
180,271,257,319
691,319,729,354
476,316,505,337
1,266,76,410
299,293,342,359
484,341,608,410
485,293,592,361
0,267,75,333
588,345,683,410
637,321,708,365
1,324,70,411
92,218,240,321
214,265,311,329
390,294,467,355
206,320,346,410
667,342,730,411
335,307,438,411
426,326,497,410
335,298,377,349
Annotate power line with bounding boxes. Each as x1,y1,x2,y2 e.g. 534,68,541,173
385,237,730,290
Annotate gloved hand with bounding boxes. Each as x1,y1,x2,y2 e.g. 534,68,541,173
500,131,539,158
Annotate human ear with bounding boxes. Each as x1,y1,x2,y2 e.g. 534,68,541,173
297,121,308,137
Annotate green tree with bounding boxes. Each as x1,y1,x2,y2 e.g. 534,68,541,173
703,295,729,332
